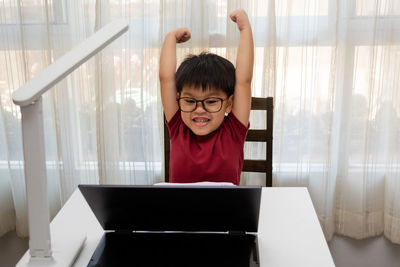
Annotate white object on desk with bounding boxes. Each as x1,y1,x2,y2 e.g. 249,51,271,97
154,181,236,186
13,19,129,266
18,187,335,267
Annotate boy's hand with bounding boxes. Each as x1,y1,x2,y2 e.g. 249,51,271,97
229,9,250,31
172,27,191,43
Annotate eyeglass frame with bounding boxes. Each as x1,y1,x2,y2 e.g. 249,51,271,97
177,97,227,113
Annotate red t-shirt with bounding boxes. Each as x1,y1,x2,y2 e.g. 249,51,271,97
166,110,249,185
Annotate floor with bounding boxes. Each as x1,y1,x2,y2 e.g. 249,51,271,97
328,234,400,267
0,231,28,267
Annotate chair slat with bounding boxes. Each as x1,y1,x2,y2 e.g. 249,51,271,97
242,160,267,173
251,97,268,110
246,130,267,142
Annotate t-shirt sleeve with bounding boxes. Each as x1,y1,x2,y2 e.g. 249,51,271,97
165,110,181,140
226,112,250,143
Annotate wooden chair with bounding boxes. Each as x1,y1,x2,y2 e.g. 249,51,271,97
164,96,273,186
242,97,273,187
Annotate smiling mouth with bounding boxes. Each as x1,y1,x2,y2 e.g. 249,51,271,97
193,118,210,127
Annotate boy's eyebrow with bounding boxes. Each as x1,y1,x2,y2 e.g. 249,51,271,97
181,91,222,97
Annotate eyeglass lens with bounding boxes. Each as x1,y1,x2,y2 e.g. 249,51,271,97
178,97,223,113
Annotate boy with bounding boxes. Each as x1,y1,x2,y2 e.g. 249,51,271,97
159,9,254,185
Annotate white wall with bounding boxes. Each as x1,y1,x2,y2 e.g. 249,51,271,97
328,234,400,267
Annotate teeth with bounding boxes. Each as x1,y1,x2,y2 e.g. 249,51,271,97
194,118,208,122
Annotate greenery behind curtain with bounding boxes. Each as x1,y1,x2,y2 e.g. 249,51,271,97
0,0,399,245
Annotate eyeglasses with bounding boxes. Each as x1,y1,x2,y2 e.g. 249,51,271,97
177,97,226,113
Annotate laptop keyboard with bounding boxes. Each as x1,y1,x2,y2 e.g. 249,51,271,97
88,232,259,267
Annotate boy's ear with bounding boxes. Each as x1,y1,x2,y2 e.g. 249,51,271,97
226,95,234,113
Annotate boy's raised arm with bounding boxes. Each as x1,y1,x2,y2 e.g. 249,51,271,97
159,27,191,122
230,10,254,127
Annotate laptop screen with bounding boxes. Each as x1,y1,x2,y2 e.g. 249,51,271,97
78,184,262,233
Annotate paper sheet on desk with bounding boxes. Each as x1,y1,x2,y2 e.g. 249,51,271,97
154,182,236,187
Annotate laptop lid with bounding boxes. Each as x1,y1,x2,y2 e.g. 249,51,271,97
78,184,262,233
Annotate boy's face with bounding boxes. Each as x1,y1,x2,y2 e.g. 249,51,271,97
179,85,233,136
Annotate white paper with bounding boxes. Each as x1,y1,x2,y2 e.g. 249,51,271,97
154,181,236,187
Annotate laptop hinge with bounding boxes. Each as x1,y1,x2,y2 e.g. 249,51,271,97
228,231,246,235
114,230,133,233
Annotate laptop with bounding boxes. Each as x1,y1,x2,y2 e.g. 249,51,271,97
78,184,262,267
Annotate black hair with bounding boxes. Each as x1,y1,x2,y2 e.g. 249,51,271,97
175,52,236,96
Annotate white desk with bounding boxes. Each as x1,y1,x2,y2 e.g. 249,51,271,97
18,187,335,267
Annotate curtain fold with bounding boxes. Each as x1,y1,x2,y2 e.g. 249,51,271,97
0,0,399,245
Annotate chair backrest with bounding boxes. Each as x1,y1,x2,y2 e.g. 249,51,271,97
164,96,273,186
242,97,273,187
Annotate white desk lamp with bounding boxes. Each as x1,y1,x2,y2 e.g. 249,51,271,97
12,19,129,266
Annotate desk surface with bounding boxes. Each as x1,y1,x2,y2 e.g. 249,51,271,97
19,187,335,267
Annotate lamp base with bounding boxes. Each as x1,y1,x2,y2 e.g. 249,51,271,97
17,233,86,267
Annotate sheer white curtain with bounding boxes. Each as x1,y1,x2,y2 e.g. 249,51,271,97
0,0,163,238
267,0,400,244
0,0,399,245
